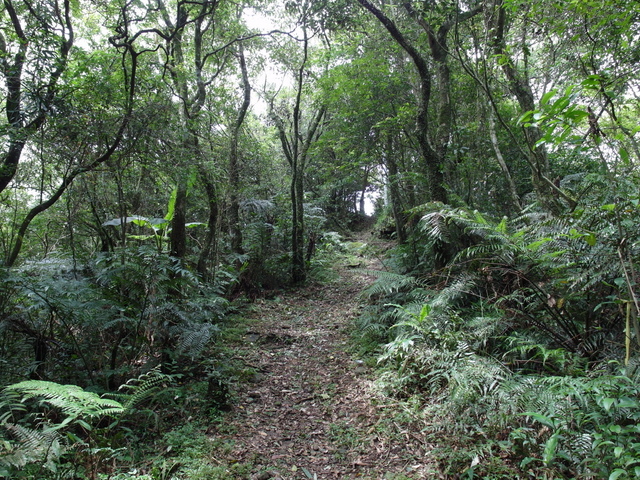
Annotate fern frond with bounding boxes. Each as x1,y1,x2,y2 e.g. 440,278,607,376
5,381,124,419
0,423,64,472
114,368,174,412
359,270,418,299
240,199,275,216
419,210,451,243
430,272,477,309
175,322,220,359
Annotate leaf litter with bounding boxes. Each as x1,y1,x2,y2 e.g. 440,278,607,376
209,239,438,479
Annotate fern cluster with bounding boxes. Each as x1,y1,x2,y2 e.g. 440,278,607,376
0,369,174,478
0,246,229,388
355,173,640,478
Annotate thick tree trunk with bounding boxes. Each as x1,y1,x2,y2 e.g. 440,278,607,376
197,169,219,280
170,180,188,259
357,0,447,204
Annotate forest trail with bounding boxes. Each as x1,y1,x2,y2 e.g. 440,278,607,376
211,235,435,480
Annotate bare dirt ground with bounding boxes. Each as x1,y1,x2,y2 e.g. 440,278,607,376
211,238,437,479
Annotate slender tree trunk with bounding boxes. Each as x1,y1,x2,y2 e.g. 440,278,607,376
270,24,326,284
229,44,251,255
488,0,562,214
197,169,219,280
385,136,407,243
487,111,522,212
359,167,369,215
291,168,305,283
0,0,73,194
3,0,142,266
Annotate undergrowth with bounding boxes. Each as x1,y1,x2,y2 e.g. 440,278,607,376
354,180,640,479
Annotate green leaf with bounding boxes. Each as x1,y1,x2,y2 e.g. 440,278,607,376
75,419,92,431
165,186,178,221
127,234,157,241
620,147,630,164
418,304,431,321
585,233,597,246
526,238,552,251
581,74,602,90
543,432,560,466
521,411,557,428
496,216,508,234
617,396,638,408
540,90,556,106
601,397,616,411
102,215,147,227
609,468,627,480
149,218,169,227
517,110,534,125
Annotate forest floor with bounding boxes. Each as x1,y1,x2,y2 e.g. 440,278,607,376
209,234,438,479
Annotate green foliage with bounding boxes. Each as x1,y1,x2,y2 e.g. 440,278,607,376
518,85,589,147
0,380,121,477
0,369,175,478
0,243,231,393
5,380,124,419
0,418,64,477
356,185,640,477
510,367,640,479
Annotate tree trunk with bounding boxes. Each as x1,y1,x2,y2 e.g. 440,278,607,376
229,45,251,255
170,180,188,259
291,169,305,283
197,169,220,280
0,0,73,194
487,111,522,212
385,136,407,243
357,0,447,203
488,0,562,214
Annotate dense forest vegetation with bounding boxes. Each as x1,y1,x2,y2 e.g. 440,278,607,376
1,0,639,478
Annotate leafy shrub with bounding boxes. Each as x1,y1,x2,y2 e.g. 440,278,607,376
0,247,229,388
355,186,640,478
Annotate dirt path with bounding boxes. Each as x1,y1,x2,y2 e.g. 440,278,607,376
212,240,435,480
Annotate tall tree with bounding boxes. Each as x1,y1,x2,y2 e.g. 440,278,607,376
157,0,223,261
356,0,481,205
0,0,73,194
485,0,565,213
2,1,141,266
269,20,327,283
228,43,251,255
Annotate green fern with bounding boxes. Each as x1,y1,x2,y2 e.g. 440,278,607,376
359,270,419,299
1,380,124,476
175,322,220,360
111,368,174,413
0,422,64,474
5,380,124,419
